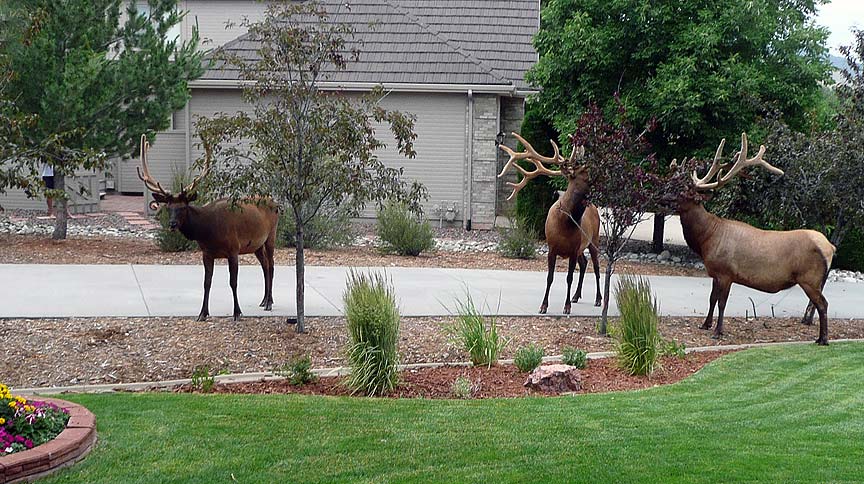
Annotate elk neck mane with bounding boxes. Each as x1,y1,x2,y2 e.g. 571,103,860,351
558,180,588,227
678,201,722,258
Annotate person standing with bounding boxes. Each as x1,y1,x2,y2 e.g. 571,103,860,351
41,162,54,215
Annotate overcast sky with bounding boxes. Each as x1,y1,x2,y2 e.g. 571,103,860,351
816,0,863,54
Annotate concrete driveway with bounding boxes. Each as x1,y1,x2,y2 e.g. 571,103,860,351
1,264,861,320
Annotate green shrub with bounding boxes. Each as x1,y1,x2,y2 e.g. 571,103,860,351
276,354,318,386
497,216,538,259
278,201,355,250
450,376,475,399
155,170,199,252
561,346,588,369
512,106,559,239
662,339,687,359
836,227,864,272
190,365,216,393
344,270,401,396
612,276,662,376
513,343,545,373
376,202,435,256
446,294,508,368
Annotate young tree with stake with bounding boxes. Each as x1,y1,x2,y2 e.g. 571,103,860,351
196,1,424,333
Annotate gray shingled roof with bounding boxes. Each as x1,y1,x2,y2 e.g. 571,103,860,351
202,0,538,90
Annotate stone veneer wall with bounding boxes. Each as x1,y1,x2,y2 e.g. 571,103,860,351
496,97,525,217
468,94,500,230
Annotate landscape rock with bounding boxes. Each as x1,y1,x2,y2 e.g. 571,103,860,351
524,364,583,393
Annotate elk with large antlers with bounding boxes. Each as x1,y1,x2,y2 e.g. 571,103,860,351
671,133,835,344
498,133,602,314
137,135,279,321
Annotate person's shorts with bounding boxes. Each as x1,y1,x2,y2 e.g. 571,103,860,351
43,176,54,189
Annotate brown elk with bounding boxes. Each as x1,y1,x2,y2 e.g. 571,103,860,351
498,132,602,314
137,135,279,322
672,133,836,344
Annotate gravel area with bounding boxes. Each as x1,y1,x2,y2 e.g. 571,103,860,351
3,315,862,389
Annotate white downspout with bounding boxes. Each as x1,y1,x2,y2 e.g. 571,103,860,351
466,89,473,230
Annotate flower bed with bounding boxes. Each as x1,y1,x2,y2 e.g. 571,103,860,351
0,383,96,483
0,384,69,457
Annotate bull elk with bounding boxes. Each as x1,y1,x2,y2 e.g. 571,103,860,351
498,133,602,314
672,133,835,344
137,135,279,321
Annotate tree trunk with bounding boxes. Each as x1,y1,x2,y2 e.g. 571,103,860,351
651,215,665,254
52,173,68,240
599,258,614,335
294,209,306,333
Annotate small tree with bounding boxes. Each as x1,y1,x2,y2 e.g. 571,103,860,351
572,103,663,335
3,0,204,238
196,2,425,333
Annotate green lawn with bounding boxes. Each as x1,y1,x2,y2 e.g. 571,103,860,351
42,343,864,483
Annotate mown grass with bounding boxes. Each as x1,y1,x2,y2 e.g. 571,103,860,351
42,343,864,483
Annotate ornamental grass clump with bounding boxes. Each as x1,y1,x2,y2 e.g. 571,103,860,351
514,343,545,372
612,276,662,376
447,294,508,368
496,216,538,259
0,382,69,456
344,270,401,396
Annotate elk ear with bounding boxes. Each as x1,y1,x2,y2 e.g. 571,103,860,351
184,192,198,203
152,192,169,204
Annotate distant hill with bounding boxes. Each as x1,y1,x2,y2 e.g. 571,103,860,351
829,54,848,71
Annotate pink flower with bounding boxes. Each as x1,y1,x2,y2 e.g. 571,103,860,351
24,439,33,449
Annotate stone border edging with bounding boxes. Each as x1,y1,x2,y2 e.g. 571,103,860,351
0,398,96,484
13,338,864,396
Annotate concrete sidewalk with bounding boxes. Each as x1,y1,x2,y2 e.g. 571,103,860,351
1,264,862,319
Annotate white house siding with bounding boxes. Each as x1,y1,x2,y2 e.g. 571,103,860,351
180,0,267,50
0,170,101,214
177,88,467,221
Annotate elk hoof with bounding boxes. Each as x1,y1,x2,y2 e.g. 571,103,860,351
539,306,548,314
594,299,601,307
571,295,581,304
233,313,242,322
264,303,273,311
563,305,571,315
815,337,829,346
711,332,723,340
700,321,713,330
196,313,208,322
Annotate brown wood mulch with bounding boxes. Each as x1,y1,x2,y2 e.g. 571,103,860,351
176,351,731,399
0,233,703,276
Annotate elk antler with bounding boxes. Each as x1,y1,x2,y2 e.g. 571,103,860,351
692,133,784,191
136,134,170,196
183,141,213,195
497,132,582,200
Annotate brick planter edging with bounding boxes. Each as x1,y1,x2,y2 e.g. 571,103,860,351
0,398,97,484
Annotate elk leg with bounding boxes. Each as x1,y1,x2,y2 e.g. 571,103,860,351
800,283,829,345
265,238,275,309
255,247,272,310
800,302,816,325
228,253,242,322
564,257,577,314
198,253,215,322
701,278,721,330
572,253,587,304
712,282,732,339
541,252,556,314
589,244,602,307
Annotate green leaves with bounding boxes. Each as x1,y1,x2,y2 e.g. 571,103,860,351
528,0,832,162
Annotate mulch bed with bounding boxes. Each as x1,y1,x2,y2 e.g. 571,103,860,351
176,352,731,399
0,233,704,276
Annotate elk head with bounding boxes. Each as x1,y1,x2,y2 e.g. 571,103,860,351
497,132,587,201
137,134,211,231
